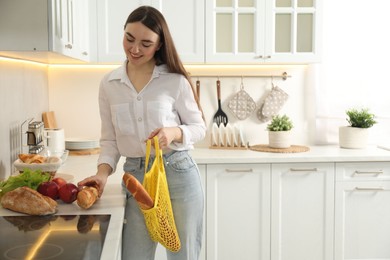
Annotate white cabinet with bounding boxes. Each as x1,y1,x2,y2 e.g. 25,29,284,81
0,0,95,62
206,164,271,260
52,0,95,61
154,164,206,260
271,163,334,260
205,0,322,63
335,162,390,260
97,0,204,63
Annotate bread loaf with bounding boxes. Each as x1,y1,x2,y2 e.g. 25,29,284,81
1,186,57,215
76,186,99,209
123,172,154,210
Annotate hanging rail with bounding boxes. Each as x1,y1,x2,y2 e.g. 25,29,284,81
189,72,291,80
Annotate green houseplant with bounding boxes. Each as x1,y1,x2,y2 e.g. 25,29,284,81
267,115,294,148
339,108,377,149
346,108,377,128
267,114,294,131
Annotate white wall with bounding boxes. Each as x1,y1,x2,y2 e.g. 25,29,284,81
0,59,49,179
48,65,311,148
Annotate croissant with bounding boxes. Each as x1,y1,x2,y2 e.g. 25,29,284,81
18,153,45,164
1,186,57,215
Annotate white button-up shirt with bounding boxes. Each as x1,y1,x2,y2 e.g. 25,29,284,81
97,62,206,171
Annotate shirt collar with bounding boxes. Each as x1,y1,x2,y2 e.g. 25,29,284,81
107,60,169,83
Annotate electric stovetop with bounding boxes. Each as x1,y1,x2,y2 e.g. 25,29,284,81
0,214,111,260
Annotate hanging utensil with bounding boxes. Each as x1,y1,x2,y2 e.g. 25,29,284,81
213,79,228,127
196,79,200,101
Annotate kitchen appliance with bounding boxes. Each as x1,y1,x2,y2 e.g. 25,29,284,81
44,128,65,157
0,214,111,260
26,121,45,154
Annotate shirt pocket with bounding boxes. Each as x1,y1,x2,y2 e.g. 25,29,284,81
147,101,175,129
111,103,135,135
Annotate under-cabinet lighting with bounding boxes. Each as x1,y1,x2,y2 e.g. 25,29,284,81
0,56,47,67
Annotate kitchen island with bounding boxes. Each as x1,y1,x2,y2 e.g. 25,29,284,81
1,145,390,260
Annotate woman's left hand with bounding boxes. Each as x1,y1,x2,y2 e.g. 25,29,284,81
148,127,182,149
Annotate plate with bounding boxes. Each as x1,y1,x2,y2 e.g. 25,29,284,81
65,138,99,150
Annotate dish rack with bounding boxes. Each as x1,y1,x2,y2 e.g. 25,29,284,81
209,123,248,150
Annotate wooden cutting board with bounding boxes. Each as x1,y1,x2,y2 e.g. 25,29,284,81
69,148,100,156
42,111,58,129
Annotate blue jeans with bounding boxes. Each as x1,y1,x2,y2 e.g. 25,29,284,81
122,150,204,260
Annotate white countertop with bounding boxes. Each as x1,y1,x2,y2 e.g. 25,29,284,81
1,145,389,259
191,145,390,164
0,156,127,260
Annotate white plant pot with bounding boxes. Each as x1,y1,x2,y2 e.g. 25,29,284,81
268,131,291,149
339,126,369,149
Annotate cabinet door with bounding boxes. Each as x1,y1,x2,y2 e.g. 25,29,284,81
155,164,206,260
265,0,322,63
52,0,92,61
97,0,204,63
154,0,205,63
335,181,390,260
206,0,265,63
207,164,271,260
271,163,334,260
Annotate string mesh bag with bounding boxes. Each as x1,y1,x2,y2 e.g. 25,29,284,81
142,136,181,252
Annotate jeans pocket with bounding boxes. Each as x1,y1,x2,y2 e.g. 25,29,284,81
165,151,195,173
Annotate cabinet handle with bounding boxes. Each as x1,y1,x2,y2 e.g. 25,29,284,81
354,170,383,175
82,51,88,56
65,43,73,49
289,168,318,172
254,55,263,59
265,55,271,59
354,187,384,191
225,169,253,173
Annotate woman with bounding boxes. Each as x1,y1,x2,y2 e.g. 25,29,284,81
78,5,206,260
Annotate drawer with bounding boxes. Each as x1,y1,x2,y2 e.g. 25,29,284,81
336,162,390,181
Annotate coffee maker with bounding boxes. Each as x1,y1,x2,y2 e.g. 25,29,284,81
26,121,45,154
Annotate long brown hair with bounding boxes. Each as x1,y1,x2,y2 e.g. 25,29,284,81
124,6,204,119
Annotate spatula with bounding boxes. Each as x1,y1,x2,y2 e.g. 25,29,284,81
213,80,228,127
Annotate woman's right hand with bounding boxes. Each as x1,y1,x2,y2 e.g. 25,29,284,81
77,163,112,197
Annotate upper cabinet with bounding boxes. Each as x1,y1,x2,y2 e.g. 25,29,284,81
205,0,322,63
0,0,94,63
0,0,321,64
97,0,204,63
52,0,96,62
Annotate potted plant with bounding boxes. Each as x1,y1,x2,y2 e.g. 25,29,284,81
267,114,294,148
339,108,377,149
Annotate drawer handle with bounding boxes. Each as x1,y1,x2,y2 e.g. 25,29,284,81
355,187,384,191
290,168,318,172
225,169,253,173
354,170,383,175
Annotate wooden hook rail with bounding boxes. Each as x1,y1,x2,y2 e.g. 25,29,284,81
189,72,291,80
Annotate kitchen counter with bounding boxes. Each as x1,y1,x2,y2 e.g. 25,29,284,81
0,156,126,260
191,145,390,164
1,145,389,260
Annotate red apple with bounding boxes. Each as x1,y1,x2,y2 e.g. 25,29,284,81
37,181,59,200
58,183,79,203
52,177,67,188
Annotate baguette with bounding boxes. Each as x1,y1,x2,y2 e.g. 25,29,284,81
1,186,57,215
123,172,154,210
76,185,99,209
